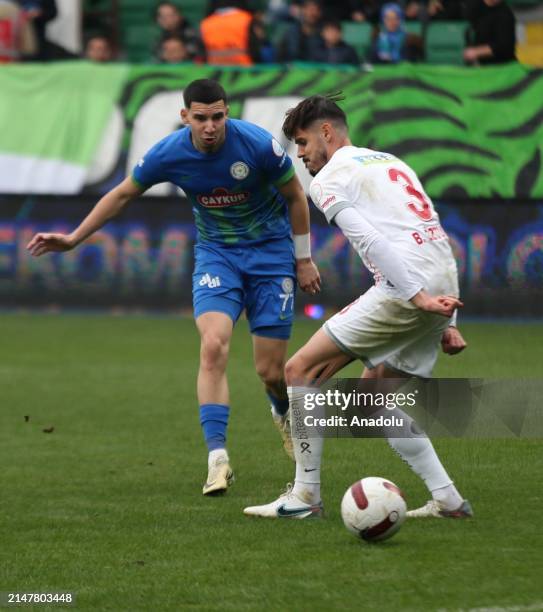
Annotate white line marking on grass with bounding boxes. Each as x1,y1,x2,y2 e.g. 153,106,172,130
438,604,543,612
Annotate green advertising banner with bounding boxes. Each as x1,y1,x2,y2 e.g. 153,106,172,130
0,62,129,193
0,62,542,199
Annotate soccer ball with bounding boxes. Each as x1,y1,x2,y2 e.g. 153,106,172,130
341,477,407,542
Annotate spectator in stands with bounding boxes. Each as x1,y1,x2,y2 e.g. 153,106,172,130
159,34,189,63
354,1,388,24
0,0,36,61
370,3,408,63
464,0,516,65
84,34,113,62
266,0,302,23
202,1,275,64
200,1,254,65
270,0,381,23
154,1,204,62
324,1,383,23
404,1,465,22
310,19,360,64
249,10,277,63
277,0,323,62
19,0,57,60
205,0,251,12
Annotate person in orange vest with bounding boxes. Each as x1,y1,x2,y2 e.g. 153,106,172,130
200,0,254,65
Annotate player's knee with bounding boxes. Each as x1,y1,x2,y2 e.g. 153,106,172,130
200,334,229,371
284,355,306,386
256,361,284,389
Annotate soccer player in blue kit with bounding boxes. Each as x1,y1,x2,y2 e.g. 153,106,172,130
27,79,321,495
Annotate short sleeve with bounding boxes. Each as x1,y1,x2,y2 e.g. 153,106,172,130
258,135,294,186
131,141,167,189
309,168,353,224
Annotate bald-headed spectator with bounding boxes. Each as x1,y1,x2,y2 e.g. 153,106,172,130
84,34,113,62
159,34,189,63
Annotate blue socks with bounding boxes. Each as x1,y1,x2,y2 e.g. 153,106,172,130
200,395,288,452
267,391,290,417
199,404,229,451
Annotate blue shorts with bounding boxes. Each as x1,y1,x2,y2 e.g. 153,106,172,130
192,238,296,339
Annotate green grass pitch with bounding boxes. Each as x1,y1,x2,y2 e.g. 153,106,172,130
1,314,542,611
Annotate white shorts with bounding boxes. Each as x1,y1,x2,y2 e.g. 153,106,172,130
323,286,451,378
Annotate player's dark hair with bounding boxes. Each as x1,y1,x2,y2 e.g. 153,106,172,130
282,93,347,140
183,79,228,108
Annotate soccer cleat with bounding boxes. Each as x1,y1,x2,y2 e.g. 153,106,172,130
271,407,295,461
406,499,473,518
202,457,234,496
244,483,324,519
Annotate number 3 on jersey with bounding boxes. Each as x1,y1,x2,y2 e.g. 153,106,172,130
388,168,433,222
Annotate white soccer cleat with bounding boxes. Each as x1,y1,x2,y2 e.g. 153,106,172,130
407,499,473,518
244,483,324,519
202,456,234,496
271,408,294,461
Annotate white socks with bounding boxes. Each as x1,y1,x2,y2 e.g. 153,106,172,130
383,407,463,510
289,386,323,503
432,484,463,510
287,389,464,511
208,448,228,467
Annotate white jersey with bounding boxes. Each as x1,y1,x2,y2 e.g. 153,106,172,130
309,146,458,300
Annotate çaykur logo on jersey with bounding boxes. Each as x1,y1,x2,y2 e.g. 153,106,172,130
197,187,250,208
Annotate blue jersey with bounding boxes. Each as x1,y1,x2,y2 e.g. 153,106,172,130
132,118,295,245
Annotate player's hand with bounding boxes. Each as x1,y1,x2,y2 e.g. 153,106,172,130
26,232,76,257
411,290,463,317
441,326,467,355
296,258,321,294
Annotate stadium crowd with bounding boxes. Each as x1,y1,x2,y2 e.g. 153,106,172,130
0,0,523,66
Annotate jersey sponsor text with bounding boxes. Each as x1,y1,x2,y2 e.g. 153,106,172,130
197,188,250,208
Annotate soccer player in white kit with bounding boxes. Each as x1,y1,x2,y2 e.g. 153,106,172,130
244,94,473,519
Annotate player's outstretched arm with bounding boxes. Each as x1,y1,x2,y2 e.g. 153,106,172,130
332,207,463,318
27,177,145,257
277,174,321,294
